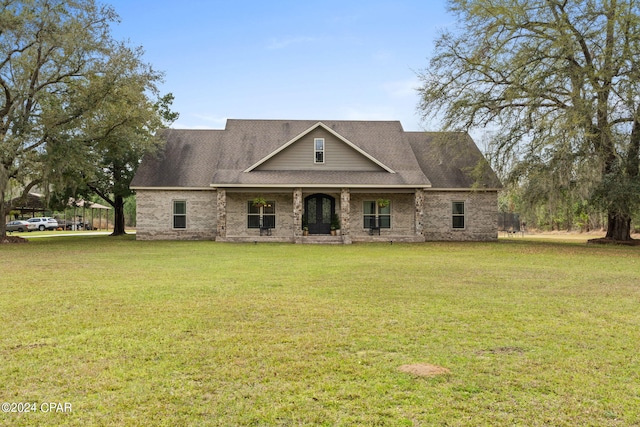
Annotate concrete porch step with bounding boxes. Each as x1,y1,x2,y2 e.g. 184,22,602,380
298,235,344,244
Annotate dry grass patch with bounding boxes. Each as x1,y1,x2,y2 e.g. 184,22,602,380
398,363,450,377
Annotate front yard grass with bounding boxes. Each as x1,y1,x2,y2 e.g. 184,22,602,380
1,236,639,426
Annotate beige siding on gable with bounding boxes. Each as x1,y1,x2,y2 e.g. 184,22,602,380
255,128,385,171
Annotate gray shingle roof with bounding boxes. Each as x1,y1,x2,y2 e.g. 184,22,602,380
130,129,225,188
406,132,503,189
131,120,501,189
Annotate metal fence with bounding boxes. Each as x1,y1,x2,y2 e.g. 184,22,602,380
498,213,522,233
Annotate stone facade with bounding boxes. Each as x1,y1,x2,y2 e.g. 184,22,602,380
293,188,303,239
220,191,296,242
135,188,499,242
340,188,352,244
135,190,217,240
422,190,499,241
216,189,227,239
348,192,424,243
131,120,502,243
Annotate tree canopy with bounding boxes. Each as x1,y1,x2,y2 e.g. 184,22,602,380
418,0,640,241
1,0,174,237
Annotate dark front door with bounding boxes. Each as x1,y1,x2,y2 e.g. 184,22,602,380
304,194,335,234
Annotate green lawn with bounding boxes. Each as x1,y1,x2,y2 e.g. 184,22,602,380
1,236,639,426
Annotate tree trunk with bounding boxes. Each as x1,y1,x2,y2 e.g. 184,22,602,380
0,164,7,237
613,107,640,242
605,212,632,241
111,195,126,236
0,193,6,237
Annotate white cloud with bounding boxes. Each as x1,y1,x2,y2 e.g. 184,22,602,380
266,36,321,50
382,78,420,99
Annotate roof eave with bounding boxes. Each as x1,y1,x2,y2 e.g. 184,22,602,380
424,187,502,191
131,186,216,191
210,183,431,189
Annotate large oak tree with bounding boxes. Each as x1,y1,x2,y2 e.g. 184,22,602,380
47,56,177,236
418,0,640,241
1,0,173,237
82,91,177,236
1,0,114,236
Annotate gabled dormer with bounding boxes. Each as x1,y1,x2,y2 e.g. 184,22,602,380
244,122,395,173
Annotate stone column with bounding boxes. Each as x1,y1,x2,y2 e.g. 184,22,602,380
414,188,425,238
340,188,352,244
216,189,226,240
293,187,303,238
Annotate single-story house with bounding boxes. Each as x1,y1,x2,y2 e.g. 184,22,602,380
130,119,502,243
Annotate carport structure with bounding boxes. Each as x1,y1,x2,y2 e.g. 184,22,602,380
4,193,111,231
65,199,112,231
4,193,48,220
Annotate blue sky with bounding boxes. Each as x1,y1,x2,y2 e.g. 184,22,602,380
107,1,453,131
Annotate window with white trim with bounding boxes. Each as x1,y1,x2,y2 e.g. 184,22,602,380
173,200,186,229
452,201,465,229
363,201,391,228
314,138,325,163
248,201,276,228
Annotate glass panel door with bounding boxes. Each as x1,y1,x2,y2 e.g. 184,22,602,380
304,194,335,234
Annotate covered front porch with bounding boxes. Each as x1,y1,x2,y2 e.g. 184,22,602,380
214,187,427,244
